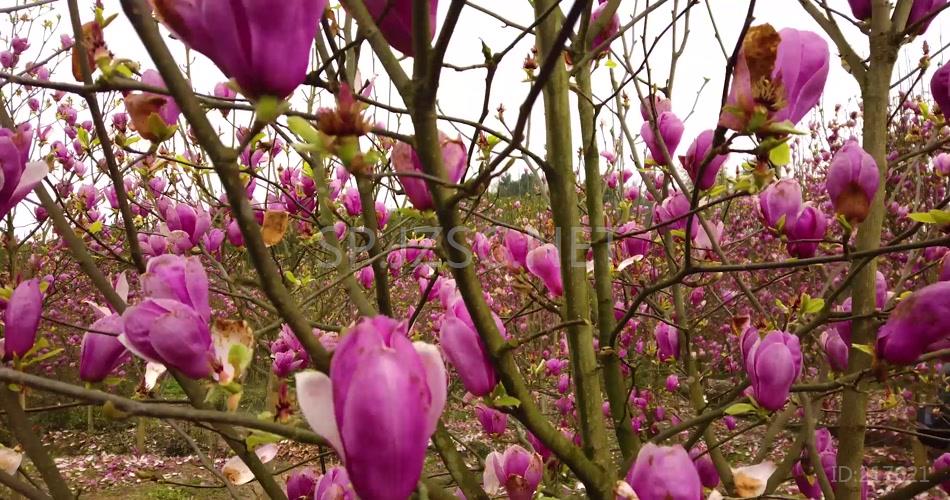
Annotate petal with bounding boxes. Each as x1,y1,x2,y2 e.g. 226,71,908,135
483,451,503,494
413,340,447,438
0,446,22,476
295,370,344,455
732,461,776,498
148,303,213,379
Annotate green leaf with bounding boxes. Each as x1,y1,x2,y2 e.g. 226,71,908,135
254,96,290,124
246,431,283,450
228,344,253,375
768,142,791,166
287,116,321,145
762,120,806,136
88,220,104,234
907,212,938,224
803,297,825,314
492,395,521,408
220,381,243,395
77,127,90,149
706,184,727,198
852,343,874,357
284,270,301,287
725,403,756,416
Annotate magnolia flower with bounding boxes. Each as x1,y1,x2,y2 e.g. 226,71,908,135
503,229,534,269
526,244,563,297
746,331,802,411
758,179,803,230
642,111,684,164
152,0,328,99
591,0,620,51
393,132,466,211
222,444,278,485
719,25,829,133
625,443,702,500
0,446,22,476
654,191,691,232
934,453,950,494
785,204,827,258
79,313,130,382
475,403,507,436
826,141,879,224
0,124,48,219
2,278,43,361
932,62,950,116
654,322,680,361
820,330,849,372
640,94,672,120
124,70,180,142
877,282,950,364
359,0,437,56
683,130,728,190
732,462,777,498
440,313,498,397
285,468,318,499
483,445,543,500
295,316,446,500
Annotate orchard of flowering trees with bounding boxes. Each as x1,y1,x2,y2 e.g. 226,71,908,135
0,0,949,498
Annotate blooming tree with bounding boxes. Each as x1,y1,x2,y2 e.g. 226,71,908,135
0,0,948,499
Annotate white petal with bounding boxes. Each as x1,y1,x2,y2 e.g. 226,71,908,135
10,161,48,202
114,272,129,303
143,362,166,391
294,371,344,455
0,446,22,475
413,341,447,438
614,480,638,500
84,300,113,319
221,455,255,485
254,443,278,463
707,491,723,500
616,255,643,272
117,334,162,365
482,452,503,494
732,461,776,498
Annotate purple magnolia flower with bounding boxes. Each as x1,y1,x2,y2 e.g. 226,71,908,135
759,179,803,230
271,324,310,377
314,467,357,500
617,222,651,258
295,316,446,500
820,330,849,372
393,132,466,211
165,203,211,247
124,70,181,142
525,244,563,297
79,314,130,382
785,204,828,258
683,129,728,190
285,468,318,500
908,0,948,34
877,282,950,364
746,330,802,411
2,279,43,361
0,124,48,219
590,0,620,50
483,445,543,500
941,253,950,282
934,453,950,494
152,0,328,99
213,82,237,100
720,25,829,132
120,256,213,379
690,447,720,488
625,443,702,500
665,374,680,392
640,94,672,120
342,187,362,216
654,191,691,232
440,312,498,397
641,111,684,164
826,141,879,224
503,229,533,269
935,153,950,177
933,62,950,116
655,322,679,361
475,403,507,436
359,0,437,56
847,0,871,19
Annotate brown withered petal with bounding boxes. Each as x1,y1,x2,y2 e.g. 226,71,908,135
742,24,781,87
261,210,290,247
124,93,169,142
